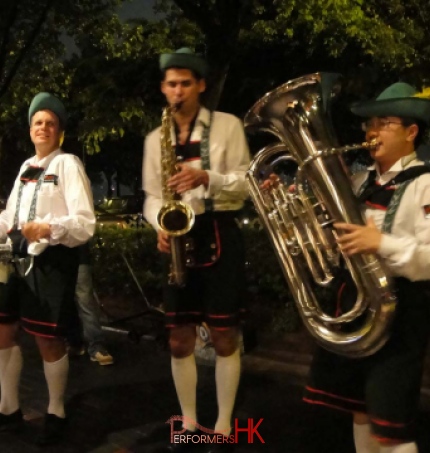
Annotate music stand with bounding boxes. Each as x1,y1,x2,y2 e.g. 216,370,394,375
96,249,166,346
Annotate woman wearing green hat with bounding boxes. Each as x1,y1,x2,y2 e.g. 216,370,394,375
0,92,95,445
304,82,430,453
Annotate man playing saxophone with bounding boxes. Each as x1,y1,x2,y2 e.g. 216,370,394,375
303,82,430,453
142,47,250,453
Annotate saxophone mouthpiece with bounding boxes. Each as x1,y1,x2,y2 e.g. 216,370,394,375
173,102,183,112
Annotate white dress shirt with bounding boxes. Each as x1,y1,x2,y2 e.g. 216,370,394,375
143,107,251,230
352,153,430,281
0,148,96,254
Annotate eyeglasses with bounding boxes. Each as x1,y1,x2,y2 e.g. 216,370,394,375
361,118,403,132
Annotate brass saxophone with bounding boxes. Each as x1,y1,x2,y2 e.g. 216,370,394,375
244,73,397,357
157,104,195,287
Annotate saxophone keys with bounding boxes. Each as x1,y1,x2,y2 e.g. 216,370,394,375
185,238,194,251
186,257,195,267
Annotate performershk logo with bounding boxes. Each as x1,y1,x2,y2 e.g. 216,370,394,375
166,416,265,445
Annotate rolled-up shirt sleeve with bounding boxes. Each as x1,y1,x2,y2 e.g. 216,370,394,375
0,177,21,240
205,115,250,202
143,131,163,231
377,174,430,281
45,156,95,247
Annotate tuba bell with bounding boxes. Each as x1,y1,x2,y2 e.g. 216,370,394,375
244,72,397,357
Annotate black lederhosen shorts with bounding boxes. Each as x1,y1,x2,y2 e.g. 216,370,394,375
163,211,246,330
303,278,430,444
0,245,79,338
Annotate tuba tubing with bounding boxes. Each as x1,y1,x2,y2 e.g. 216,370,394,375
245,73,397,357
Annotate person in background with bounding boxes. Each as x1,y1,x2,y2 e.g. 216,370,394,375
0,92,95,445
143,48,250,453
67,242,114,366
303,82,430,453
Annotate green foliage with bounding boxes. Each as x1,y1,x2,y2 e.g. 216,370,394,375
0,0,123,110
2,0,430,199
92,224,162,302
0,0,129,192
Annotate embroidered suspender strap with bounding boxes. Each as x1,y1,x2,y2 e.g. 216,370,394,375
14,167,47,226
14,183,25,227
382,181,412,233
200,111,213,212
27,168,47,222
382,166,430,233
357,165,430,233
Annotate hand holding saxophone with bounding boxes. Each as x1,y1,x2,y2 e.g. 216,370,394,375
334,217,382,255
157,229,170,253
167,163,209,194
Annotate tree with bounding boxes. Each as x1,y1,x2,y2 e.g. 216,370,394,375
68,18,170,155
57,0,430,190
2,0,430,198
151,0,430,111
0,0,125,194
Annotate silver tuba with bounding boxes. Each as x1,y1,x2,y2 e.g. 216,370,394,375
244,73,397,357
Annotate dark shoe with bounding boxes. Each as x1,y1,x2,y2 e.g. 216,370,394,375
36,413,67,446
0,409,23,432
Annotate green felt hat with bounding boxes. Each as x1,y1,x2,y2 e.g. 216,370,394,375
28,92,67,127
159,47,208,78
350,82,430,125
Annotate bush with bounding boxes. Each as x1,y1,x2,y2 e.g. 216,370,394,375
91,224,162,320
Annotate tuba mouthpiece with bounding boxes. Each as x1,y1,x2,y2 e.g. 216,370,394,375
362,139,380,150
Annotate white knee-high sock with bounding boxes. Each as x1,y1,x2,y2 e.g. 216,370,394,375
380,443,418,453
214,348,241,437
43,354,68,418
353,423,379,453
0,346,23,414
171,354,198,431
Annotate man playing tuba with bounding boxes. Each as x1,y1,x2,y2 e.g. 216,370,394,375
142,48,250,452
304,82,430,453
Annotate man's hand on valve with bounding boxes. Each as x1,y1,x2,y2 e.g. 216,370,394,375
334,217,382,256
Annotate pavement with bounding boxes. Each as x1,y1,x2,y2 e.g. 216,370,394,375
2,320,430,453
